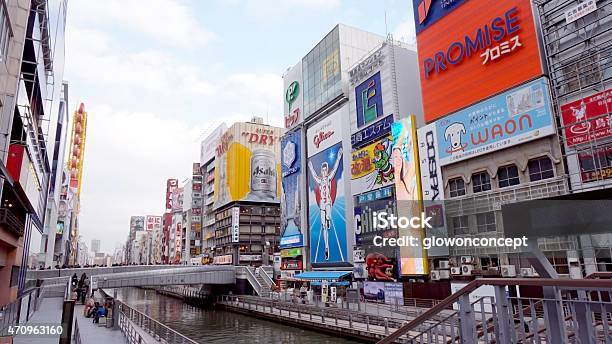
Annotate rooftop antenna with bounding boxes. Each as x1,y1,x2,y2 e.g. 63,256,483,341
384,11,388,37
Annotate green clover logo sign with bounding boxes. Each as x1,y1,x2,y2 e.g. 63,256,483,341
285,81,299,113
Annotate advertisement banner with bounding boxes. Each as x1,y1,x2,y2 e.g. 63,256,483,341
231,207,240,243
145,216,162,231
560,89,612,147
417,124,449,256
307,111,348,266
384,282,404,305
578,146,612,183
280,131,304,249
351,135,395,195
351,114,394,150
413,0,466,34
283,61,303,129
200,124,227,166
392,116,427,275
130,216,144,231
355,71,384,128
435,78,555,166
214,254,233,265
415,0,545,122
280,248,302,258
213,123,283,209
165,179,178,210
171,187,184,212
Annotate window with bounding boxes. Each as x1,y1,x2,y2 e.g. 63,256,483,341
476,212,496,233
472,171,491,193
448,177,466,198
528,157,554,182
498,165,520,188
452,216,469,235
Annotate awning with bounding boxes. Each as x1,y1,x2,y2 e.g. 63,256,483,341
293,271,352,283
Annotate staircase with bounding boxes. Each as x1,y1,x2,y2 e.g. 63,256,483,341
242,266,273,298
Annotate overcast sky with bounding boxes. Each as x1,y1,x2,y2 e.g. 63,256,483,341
65,0,417,254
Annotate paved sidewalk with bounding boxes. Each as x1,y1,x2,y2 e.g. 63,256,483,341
13,297,64,344
73,304,128,344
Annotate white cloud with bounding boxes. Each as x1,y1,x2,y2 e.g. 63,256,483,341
77,105,205,251
393,20,416,46
68,0,215,48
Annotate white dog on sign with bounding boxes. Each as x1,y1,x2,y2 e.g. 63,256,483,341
444,122,467,154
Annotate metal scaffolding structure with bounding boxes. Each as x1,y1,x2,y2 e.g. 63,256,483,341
535,0,612,193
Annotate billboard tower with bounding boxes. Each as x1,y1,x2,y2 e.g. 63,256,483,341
67,103,88,265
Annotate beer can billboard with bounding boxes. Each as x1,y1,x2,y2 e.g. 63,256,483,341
306,107,351,267
414,0,545,122
280,130,304,248
213,122,283,209
283,61,303,130
391,115,428,275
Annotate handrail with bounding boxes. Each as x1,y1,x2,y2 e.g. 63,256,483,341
117,300,198,344
376,278,612,344
243,267,263,295
259,268,274,287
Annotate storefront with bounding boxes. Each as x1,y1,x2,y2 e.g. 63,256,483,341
293,271,353,303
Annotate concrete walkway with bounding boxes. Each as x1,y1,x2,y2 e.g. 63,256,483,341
73,304,128,344
13,297,64,344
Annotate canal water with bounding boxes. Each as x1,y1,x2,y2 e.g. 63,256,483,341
117,288,361,344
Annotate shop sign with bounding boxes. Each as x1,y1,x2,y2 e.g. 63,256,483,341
281,259,303,270
231,207,240,243
349,48,384,85
239,254,262,261
356,185,394,205
280,248,302,258
351,115,393,150
561,89,612,147
565,0,597,24
213,254,233,265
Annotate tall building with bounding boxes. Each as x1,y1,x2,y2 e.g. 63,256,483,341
0,0,67,306
90,239,100,254
280,24,388,278
38,81,69,268
212,117,284,266
200,124,226,264
162,178,177,264
535,0,612,274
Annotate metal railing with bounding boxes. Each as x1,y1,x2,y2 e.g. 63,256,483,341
242,267,264,296
377,278,612,344
117,300,198,344
73,316,82,344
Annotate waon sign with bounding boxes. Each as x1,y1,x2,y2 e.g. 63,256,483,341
415,0,544,122
561,89,612,147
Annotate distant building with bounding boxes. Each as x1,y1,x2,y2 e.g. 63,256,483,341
90,239,100,254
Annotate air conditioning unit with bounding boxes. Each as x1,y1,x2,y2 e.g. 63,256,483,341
439,270,451,279
461,265,473,276
501,265,516,277
430,270,441,281
520,267,535,277
461,256,473,264
439,260,450,269
450,267,462,275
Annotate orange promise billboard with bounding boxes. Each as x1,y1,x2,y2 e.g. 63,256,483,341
414,0,545,122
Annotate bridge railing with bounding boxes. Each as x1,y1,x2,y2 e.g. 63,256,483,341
377,278,612,344
242,267,264,295
117,300,198,344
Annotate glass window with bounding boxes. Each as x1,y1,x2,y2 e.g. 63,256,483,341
449,177,466,198
528,157,554,182
452,216,469,235
472,171,491,193
476,212,496,233
498,165,520,188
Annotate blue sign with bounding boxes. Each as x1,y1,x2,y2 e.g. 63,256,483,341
413,0,466,34
435,78,555,166
352,114,393,149
280,131,304,249
356,71,384,128
307,142,347,266
356,185,394,205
